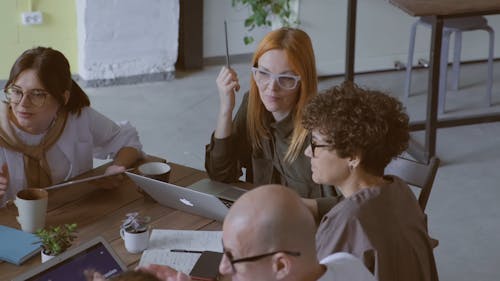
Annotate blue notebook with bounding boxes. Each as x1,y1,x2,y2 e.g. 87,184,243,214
0,225,41,265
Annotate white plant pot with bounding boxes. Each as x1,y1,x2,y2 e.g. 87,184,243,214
41,250,56,263
120,228,150,254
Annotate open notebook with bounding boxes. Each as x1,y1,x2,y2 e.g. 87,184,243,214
139,229,223,274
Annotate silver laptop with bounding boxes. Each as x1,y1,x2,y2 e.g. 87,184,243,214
126,173,246,221
13,236,127,281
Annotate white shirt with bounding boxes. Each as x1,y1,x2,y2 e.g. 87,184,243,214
318,252,376,281
0,107,143,206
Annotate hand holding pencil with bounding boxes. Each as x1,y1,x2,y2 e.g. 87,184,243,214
216,20,240,115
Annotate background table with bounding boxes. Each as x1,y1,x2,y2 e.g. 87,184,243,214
345,0,500,163
0,159,220,281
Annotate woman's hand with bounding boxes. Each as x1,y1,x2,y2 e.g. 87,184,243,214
138,264,191,281
216,66,240,116
214,67,240,139
0,164,9,199
97,165,126,189
84,269,106,281
104,164,126,176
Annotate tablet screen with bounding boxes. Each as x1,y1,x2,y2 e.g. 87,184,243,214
26,242,124,281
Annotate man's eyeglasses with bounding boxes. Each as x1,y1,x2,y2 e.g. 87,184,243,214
251,67,301,90
4,87,50,107
224,250,301,273
310,137,334,157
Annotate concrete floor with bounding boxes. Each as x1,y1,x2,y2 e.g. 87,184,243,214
85,61,500,281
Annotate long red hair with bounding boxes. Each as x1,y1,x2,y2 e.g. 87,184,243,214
247,27,318,162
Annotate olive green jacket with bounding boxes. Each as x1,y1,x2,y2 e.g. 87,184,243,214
205,93,333,198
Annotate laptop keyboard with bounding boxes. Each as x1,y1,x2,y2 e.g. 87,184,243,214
219,198,233,208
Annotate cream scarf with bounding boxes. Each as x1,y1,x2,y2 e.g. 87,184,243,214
0,103,67,188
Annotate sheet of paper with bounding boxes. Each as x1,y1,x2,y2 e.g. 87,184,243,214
139,229,223,274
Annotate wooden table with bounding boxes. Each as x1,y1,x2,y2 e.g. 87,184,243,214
0,160,221,281
345,0,500,163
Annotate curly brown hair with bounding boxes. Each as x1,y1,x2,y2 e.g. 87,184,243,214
302,83,409,176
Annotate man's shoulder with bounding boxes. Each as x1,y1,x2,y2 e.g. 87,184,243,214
318,252,376,281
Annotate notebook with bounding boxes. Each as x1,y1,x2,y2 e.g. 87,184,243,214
13,236,127,281
0,225,40,265
139,229,223,274
126,173,246,221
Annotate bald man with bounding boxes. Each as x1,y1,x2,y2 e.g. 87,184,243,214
139,185,375,281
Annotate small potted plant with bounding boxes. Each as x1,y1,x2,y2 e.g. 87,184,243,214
35,223,78,263
120,212,151,254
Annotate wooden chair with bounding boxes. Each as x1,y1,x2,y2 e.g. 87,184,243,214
385,156,440,247
385,156,440,211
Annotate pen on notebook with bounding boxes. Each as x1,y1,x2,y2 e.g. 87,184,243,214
224,20,231,68
170,249,204,254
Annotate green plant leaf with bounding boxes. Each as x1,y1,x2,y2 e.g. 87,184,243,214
35,223,78,256
232,0,294,45
244,36,255,45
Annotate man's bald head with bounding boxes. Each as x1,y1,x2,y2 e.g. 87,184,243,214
223,185,317,258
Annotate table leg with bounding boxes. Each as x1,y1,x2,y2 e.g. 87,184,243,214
345,0,357,82
410,16,443,164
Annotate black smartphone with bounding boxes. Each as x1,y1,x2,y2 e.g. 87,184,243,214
189,251,223,281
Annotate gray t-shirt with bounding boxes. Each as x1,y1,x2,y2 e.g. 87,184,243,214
316,176,439,281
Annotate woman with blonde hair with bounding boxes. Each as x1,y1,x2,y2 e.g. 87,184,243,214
205,27,330,198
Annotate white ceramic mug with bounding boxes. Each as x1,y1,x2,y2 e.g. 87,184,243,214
138,162,171,182
120,228,150,254
14,188,48,233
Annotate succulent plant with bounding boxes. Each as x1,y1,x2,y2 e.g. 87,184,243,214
121,212,151,233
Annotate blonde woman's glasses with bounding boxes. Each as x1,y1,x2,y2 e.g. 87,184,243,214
4,87,49,107
251,67,301,90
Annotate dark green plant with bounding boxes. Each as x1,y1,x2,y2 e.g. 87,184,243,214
35,223,78,256
232,0,296,44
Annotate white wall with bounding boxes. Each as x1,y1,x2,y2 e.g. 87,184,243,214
76,0,179,81
203,0,270,58
204,0,500,76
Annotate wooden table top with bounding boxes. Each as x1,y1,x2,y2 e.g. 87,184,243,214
0,159,221,280
389,0,500,17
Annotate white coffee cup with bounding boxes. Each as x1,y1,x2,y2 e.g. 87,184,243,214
120,228,150,254
138,162,171,182
14,188,48,233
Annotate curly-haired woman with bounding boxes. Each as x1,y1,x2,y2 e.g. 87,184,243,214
302,83,438,281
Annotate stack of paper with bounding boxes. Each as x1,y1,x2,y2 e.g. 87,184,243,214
139,229,222,274
0,225,41,265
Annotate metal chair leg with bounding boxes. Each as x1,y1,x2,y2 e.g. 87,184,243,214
439,30,452,114
451,31,462,91
405,20,420,100
485,26,494,106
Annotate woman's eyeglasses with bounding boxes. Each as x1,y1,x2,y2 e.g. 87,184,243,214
4,87,49,107
251,67,301,90
310,137,334,157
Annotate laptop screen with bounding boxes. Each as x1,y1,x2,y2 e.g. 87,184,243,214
25,242,124,281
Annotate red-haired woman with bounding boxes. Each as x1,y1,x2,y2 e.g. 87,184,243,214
205,27,330,198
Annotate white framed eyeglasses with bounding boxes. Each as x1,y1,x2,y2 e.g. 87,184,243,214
251,67,301,90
